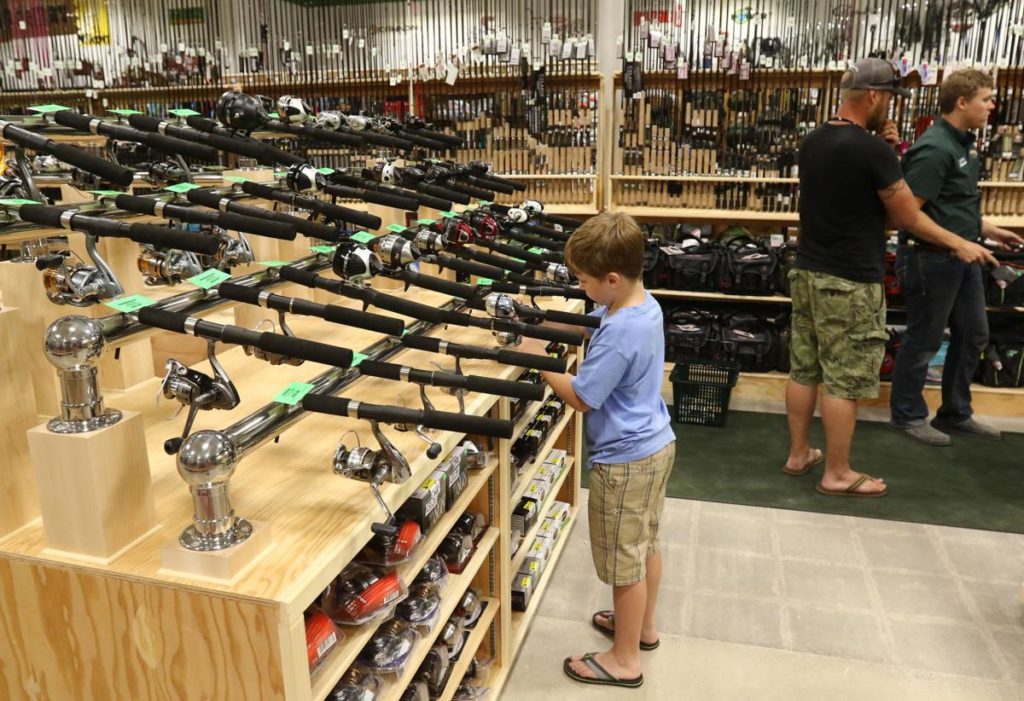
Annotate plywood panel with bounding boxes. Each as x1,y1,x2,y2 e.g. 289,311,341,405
0,556,285,700
0,307,40,536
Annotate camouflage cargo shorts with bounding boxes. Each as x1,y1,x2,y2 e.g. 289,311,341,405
788,268,888,400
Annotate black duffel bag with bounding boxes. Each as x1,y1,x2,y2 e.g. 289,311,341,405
985,260,1024,307
713,310,779,372
719,237,779,296
665,308,718,362
976,325,1024,387
662,237,722,291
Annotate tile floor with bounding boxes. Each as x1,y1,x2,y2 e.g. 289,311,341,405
504,493,1024,700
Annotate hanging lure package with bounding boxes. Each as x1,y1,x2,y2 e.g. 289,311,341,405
356,519,423,566
357,618,419,674
305,608,343,672
413,554,450,589
415,645,451,695
395,582,444,633
327,666,383,701
320,563,409,626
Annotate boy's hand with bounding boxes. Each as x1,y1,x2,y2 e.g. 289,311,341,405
516,336,548,356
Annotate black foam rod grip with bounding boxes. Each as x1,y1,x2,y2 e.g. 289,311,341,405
216,324,263,347
185,189,319,241
145,132,219,161
293,123,362,146
539,308,601,329
526,285,588,300
128,224,222,255
498,320,584,345
474,172,524,192
402,271,477,300
462,174,512,196
216,282,262,306
466,249,531,273
406,127,462,147
436,255,505,280
349,286,450,324
47,142,134,187
402,189,451,211
17,204,66,228
137,306,189,332
444,179,496,201
417,183,471,205
256,333,353,367
302,394,513,438
522,221,570,240
352,129,414,150
539,212,582,229
129,114,267,160
354,359,403,381
399,131,450,150
217,212,297,240
506,229,564,251
111,194,159,215
322,303,405,336
495,347,568,373
486,241,546,263
323,184,418,212
277,265,319,288
462,373,545,400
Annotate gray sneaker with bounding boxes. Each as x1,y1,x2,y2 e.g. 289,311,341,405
888,421,952,446
931,417,1002,441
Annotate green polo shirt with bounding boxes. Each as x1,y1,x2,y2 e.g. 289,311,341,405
899,117,982,242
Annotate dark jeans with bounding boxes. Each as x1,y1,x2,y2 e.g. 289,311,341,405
890,247,989,425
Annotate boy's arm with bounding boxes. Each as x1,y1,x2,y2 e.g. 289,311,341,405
519,334,628,414
539,370,590,413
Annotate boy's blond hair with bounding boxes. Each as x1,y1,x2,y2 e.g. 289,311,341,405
563,212,645,279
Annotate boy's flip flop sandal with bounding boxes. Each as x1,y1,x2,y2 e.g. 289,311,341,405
815,474,888,498
563,653,644,688
591,610,660,650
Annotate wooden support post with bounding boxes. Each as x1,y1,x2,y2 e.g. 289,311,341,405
0,307,40,536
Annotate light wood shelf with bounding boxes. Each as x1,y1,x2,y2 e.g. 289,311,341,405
611,205,800,223
510,506,580,653
307,467,496,699
510,410,575,507
510,457,576,579
612,174,799,183
436,596,500,701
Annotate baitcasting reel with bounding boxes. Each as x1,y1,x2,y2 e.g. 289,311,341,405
36,247,123,306
285,162,324,194
276,95,313,124
159,346,240,455
333,241,383,284
215,90,269,133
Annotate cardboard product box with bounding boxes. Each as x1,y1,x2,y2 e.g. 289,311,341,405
534,464,557,488
525,478,549,505
396,470,447,533
512,573,536,611
510,526,524,556
543,449,568,474
512,497,540,536
547,501,571,526
522,536,553,576
435,448,468,507
518,558,543,579
537,516,561,542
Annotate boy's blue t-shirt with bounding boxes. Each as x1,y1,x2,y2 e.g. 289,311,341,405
571,291,675,467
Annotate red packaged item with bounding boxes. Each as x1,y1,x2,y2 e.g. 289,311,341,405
306,609,341,671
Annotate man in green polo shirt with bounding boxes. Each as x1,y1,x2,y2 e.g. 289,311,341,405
890,69,1023,444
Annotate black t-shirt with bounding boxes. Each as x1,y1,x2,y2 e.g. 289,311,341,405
796,123,903,283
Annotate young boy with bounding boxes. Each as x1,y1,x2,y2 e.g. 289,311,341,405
519,212,676,689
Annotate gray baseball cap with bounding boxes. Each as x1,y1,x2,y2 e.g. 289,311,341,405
841,58,912,98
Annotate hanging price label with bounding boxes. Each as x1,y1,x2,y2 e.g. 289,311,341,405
164,182,201,194
273,382,315,406
350,231,376,244
387,223,407,233
476,277,494,286
257,260,289,267
310,245,336,254
350,352,368,367
440,211,458,218
0,198,40,207
105,294,157,313
188,268,231,289
416,218,436,225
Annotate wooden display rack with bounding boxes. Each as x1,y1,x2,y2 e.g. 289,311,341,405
0,288,584,700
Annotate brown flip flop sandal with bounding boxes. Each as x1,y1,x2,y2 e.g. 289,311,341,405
815,473,888,498
783,448,824,476
563,653,644,688
591,610,660,650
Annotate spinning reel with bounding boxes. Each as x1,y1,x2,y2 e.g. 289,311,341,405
332,426,414,543
136,247,203,286
36,244,123,306
242,315,303,366
159,345,240,455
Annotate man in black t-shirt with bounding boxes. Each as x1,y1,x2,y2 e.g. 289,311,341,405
784,58,996,498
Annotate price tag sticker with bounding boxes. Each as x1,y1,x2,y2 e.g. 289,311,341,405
476,277,494,286
27,104,71,113
387,223,407,233
0,198,40,207
310,245,336,254
188,268,232,289
273,382,315,406
440,211,458,218
317,167,334,175
164,182,201,194
224,175,250,183
257,260,289,267
416,218,436,225
105,294,157,313
350,352,369,367
350,231,376,244
108,108,143,116
769,234,784,248
527,247,545,254
168,108,200,117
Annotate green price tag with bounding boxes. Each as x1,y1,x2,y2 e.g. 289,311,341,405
108,108,143,116
310,245,335,254
104,294,157,313
401,328,411,336
257,260,289,267
224,175,250,183
164,182,201,194
168,108,200,117
440,211,458,218
387,223,407,233
267,112,280,120
273,382,315,406
0,198,40,207
27,104,71,113
510,257,525,263
188,268,232,289
479,200,492,206
89,190,125,198
351,352,369,367
476,277,494,286
316,167,334,175
350,231,376,244
528,247,545,254
416,218,436,225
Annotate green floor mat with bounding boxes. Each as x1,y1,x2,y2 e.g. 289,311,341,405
582,411,1024,534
